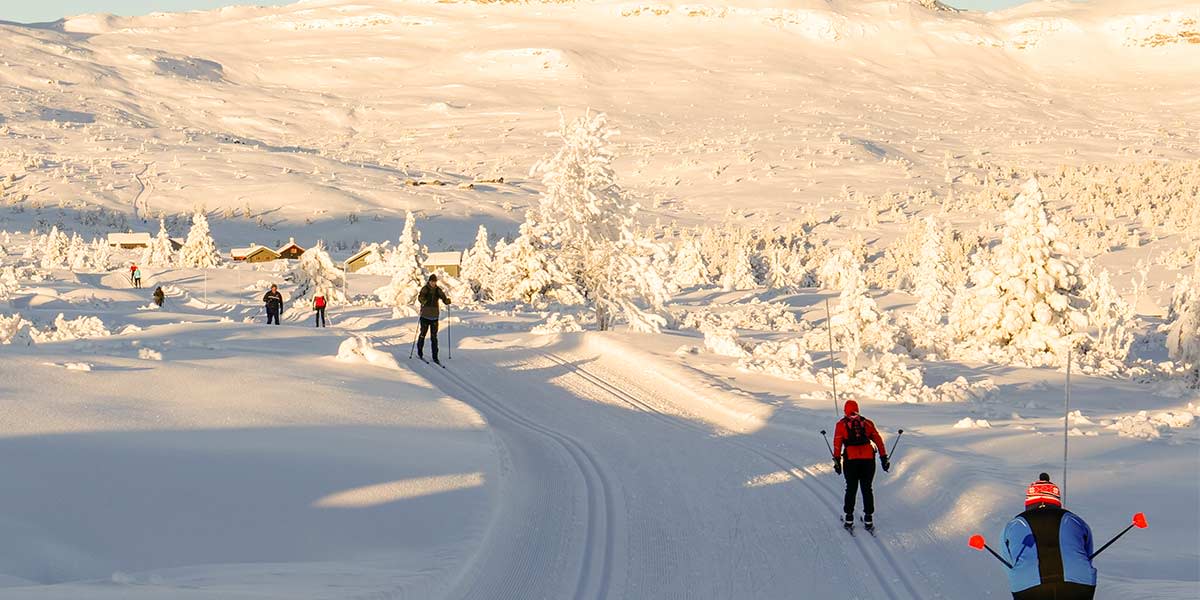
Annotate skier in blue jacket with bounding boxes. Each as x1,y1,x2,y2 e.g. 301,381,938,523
1002,473,1097,599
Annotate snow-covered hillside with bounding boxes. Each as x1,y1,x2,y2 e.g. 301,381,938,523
0,0,1197,599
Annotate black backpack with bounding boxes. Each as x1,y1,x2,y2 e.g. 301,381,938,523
843,416,870,447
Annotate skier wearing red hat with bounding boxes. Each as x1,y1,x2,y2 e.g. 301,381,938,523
1001,473,1097,599
832,399,888,530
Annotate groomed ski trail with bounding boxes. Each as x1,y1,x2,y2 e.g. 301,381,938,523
537,350,925,600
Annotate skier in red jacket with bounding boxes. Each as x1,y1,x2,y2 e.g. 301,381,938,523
833,399,889,529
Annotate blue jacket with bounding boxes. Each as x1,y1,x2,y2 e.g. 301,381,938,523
1003,506,1097,593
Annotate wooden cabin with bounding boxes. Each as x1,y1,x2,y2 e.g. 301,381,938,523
107,232,151,249
232,245,280,263
344,246,381,273
277,238,305,260
426,251,463,278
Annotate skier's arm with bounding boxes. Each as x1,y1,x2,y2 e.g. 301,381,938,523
832,420,845,458
440,288,451,305
869,422,887,457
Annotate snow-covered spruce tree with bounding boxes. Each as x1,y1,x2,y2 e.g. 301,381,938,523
39,226,70,269
818,247,861,291
1166,267,1200,386
671,234,711,290
459,224,495,301
719,235,757,291
142,219,177,267
949,178,1088,366
373,211,427,313
491,222,582,306
525,111,670,331
287,242,346,312
180,210,223,268
912,216,953,326
828,252,898,374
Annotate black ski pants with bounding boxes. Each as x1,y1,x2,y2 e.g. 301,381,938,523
315,307,326,327
843,458,876,516
266,308,280,325
1013,582,1096,600
418,317,439,360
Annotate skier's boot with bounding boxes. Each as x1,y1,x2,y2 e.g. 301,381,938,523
843,513,854,530
863,514,874,532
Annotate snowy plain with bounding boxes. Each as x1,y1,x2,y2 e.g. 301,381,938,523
0,0,1198,599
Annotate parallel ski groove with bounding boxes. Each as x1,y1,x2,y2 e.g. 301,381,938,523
422,358,616,600
542,351,914,600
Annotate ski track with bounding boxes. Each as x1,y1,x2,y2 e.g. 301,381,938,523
537,349,922,600
418,357,617,600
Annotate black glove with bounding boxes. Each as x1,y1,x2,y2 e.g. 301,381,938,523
880,455,890,472
833,458,842,475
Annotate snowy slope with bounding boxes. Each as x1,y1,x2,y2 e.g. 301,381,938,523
0,0,1197,250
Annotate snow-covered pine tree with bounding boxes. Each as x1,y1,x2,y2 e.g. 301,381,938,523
142,219,177,267
912,216,952,326
949,178,1088,366
180,210,223,268
671,234,711,290
288,242,346,311
719,234,757,291
459,225,495,301
527,111,669,331
492,222,582,306
1166,266,1200,387
39,226,70,269
373,211,427,313
829,252,897,373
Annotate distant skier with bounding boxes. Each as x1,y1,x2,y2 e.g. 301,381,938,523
152,286,165,308
832,399,889,529
313,293,327,328
1002,474,1097,600
131,265,142,289
263,284,283,325
416,274,451,364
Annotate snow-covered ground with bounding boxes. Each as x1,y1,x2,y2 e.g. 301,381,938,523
0,0,1198,598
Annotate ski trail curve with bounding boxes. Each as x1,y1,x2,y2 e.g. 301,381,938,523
418,359,618,600
539,350,918,600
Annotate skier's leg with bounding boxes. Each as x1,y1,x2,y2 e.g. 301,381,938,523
1058,583,1096,600
860,458,877,516
843,462,859,516
1012,585,1054,600
429,319,440,361
417,318,429,357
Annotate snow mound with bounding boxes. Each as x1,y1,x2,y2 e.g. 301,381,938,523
44,361,93,372
532,312,583,335
336,335,400,370
30,313,110,343
954,417,992,429
138,347,163,361
1109,407,1198,440
703,327,751,357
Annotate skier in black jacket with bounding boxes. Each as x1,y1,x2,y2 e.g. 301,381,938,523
416,274,451,364
263,284,284,325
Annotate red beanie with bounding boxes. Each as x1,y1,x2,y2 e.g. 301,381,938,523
1025,474,1062,508
843,400,859,417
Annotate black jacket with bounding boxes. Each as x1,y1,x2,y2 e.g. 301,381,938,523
263,290,283,311
418,284,450,320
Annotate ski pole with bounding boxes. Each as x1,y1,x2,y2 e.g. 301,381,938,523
408,320,419,360
1090,513,1148,560
446,305,452,360
824,297,839,418
968,535,1013,569
888,429,905,458
819,430,835,458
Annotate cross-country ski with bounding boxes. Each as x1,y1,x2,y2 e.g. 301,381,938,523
0,0,1197,598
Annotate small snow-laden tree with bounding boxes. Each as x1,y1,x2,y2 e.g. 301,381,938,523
373,211,427,312
287,242,346,311
818,247,861,291
459,225,495,301
66,233,88,271
141,219,176,267
180,210,223,268
1166,266,1200,386
672,234,711,290
1077,263,1134,369
526,111,670,330
827,253,898,374
39,226,70,269
719,237,757,291
949,178,1089,366
912,217,953,326
0,313,33,345
88,238,112,272
0,266,17,305
492,222,583,306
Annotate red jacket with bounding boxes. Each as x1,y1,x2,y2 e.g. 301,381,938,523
833,400,886,461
